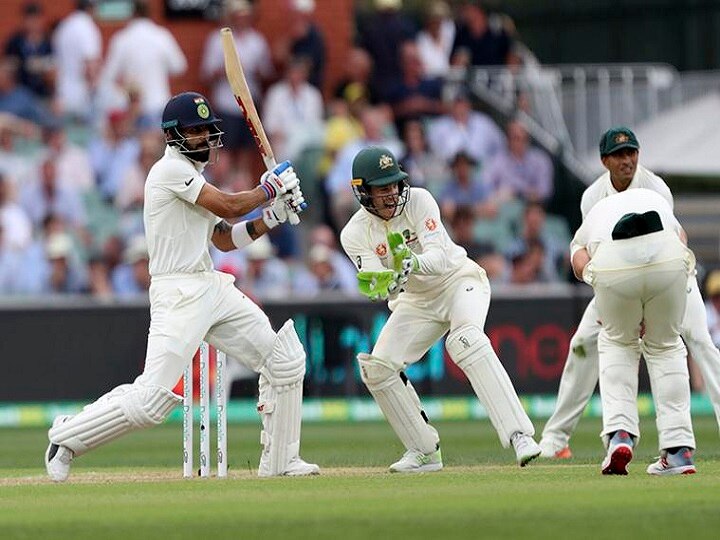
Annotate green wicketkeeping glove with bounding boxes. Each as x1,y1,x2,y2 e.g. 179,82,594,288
387,231,419,276
357,270,398,301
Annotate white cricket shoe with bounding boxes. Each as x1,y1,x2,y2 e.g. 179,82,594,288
511,432,542,467
646,448,696,476
389,448,443,473
539,438,573,459
258,454,320,477
601,430,634,475
45,415,74,482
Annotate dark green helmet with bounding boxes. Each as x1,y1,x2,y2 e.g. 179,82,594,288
351,146,409,220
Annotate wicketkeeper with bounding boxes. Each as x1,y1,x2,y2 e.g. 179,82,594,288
340,146,541,472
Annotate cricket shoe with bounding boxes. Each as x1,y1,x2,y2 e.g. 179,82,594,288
539,439,573,459
45,415,74,482
258,454,320,477
511,432,542,467
601,430,634,475
646,448,696,476
389,448,443,473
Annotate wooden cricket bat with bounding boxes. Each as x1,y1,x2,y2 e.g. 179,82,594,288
220,27,300,224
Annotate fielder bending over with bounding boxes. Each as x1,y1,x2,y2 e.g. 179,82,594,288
540,127,720,458
572,187,697,475
45,92,319,481
340,146,541,472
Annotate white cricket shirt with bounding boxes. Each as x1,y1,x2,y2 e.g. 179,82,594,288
581,164,673,219
144,146,221,276
340,187,467,296
571,188,682,259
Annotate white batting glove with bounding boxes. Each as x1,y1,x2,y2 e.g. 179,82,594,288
285,186,306,215
261,197,291,229
259,160,300,201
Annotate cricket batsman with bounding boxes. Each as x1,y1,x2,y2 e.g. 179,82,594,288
540,127,720,459
45,91,319,481
572,187,697,475
340,146,541,472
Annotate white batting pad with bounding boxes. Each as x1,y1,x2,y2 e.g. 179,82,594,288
257,320,306,476
446,324,534,447
49,384,181,457
358,353,439,454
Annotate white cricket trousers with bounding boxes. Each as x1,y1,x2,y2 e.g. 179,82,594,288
542,270,720,450
134,271,277,390
589,232,695,450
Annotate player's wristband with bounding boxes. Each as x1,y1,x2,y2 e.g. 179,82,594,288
231,221,254,249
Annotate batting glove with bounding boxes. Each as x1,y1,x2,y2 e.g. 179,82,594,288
261,196,291,229
285,186,307,215
259,160,300,200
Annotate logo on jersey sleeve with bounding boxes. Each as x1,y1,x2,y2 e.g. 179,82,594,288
424,218,437,231
375,243,387,257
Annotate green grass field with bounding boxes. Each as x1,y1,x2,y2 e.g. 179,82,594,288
2,416,720,540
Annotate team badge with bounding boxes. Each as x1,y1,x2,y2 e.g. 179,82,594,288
378,154,394,169
375,243,387,257
615,133,629,143
197,103,210,119
425,218,437,231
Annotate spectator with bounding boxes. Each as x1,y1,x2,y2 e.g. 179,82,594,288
705,271,720,348
115,130,163,212
88,109,141,202
399,119,448,194
325,105,403,230
52,0,102,121
200,0,273,169
448,204,487,261
240,235,292,300
357,0,417,101
438,151,496,223
477,244,510,284
0,56,47,125
274,0,326,90
386,41,445,133
293,244,357,296
298,224,357,292
427,90,504,165
509,239,546,285
416,1,456,78
263,57,324,162
0,172,32,251
86,252,113,299
42,231,86,293
0,124,38,187
111,234,150,297
20,157,87,233
0,222,28,293
484,119,554,204
4,2,54,100
451,2,512,67
504,201,566,282
42,120,94,193
333,47,376,112
100,0,187,126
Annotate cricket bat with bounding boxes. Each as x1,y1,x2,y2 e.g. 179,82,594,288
220,27,300,224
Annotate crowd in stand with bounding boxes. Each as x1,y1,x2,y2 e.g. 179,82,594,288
0,0,571,299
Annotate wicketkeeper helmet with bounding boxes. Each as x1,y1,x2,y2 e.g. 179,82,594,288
351,146,410,220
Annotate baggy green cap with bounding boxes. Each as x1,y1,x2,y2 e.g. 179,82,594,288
351,146,408,188
599,126,640,156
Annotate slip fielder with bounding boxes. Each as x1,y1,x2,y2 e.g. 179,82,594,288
340,146,541,472
45,92,319,481
540,127,720,458
571,187,697,475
